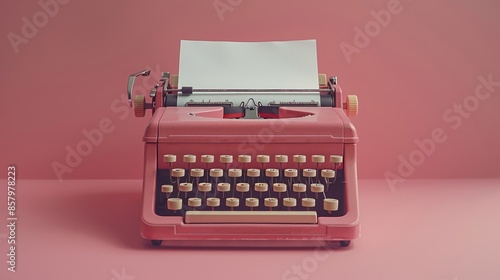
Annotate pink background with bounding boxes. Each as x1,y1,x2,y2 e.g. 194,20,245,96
1,1,500,279
1,0,499,181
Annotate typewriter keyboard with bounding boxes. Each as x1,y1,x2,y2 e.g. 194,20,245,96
155,154,346,224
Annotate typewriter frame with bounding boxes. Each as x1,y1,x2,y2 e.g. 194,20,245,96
129,71,359,248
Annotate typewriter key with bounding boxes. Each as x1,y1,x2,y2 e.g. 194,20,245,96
329,155,343,164
220,155,233,163
171,168,185,178
245,197,259,210
161,184,173,194
284,169,298,178
293,183,306,199
190,168,204,178
201,155,215,163
283,197,297,210
323,198,339,213
264,197,278,209
302,198,316,210
236,183,250,198
163,154,177,163
210,168,223,178
255,183,268,198
238,155,251,163
273,183,287,199
312,155,325,163
311,183,324,199
198,182,212,198
247,169,260,177
228,169,242,177
217,183,231,198
321,169,335,178
183,154,196,163
226,197,240,210
256,155,270,163
167,198,182,211
207,197,220,210
275,155,288,163
188,197,201,210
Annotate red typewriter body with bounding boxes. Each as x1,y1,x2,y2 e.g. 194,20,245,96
128,65,359,247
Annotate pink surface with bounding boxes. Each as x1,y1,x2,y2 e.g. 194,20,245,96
1,0,499,181
0,179,499,279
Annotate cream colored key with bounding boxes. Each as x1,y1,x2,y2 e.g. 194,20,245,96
217,182,231,198
302,198,316,208
183,154,196,163
220,155,233,163
303,169,317,178
329,155,342,184
256,155,270,163
312,155,325,163
324,198,339,213
293,155,306,163
201,155,214,181
238,155,251,163
264,197,278,208
330,155,343,164
266,168,279,178
183,156,196,181
311,183,325,195
247,168,260,178
284,169,298,178
275,155,288,163
283,197,297,208
226,197,240,209
188,197,201,208
217,182,231,192
321,169,335,192
293,183,306,193
190,168,204,178
236,182,250,193
255,182,268,193
228,169,242,195
167,198,182,211
293,155,306,181
185,211,317,224
198,182,212,193
201,155,214,163
207,197,220,208
228,168,242,177
321,169,335,178
171,168,185,178
179,182,193,192
161,184,173,193
273,183,287,193
163,154,177,163
245,197,259,208
210,168,223,178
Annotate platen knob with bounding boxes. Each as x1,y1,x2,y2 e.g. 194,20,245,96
134,95,146,117
343,95,358,117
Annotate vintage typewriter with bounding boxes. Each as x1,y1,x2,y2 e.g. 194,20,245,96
128,41,359,247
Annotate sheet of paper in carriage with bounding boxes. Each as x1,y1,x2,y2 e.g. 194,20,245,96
177,40,320,106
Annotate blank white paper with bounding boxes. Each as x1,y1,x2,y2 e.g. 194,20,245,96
177,40,320,106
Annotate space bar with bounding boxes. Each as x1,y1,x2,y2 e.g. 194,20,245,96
185,211,317,224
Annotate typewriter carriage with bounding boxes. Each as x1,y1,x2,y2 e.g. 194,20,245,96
128,71,358,119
